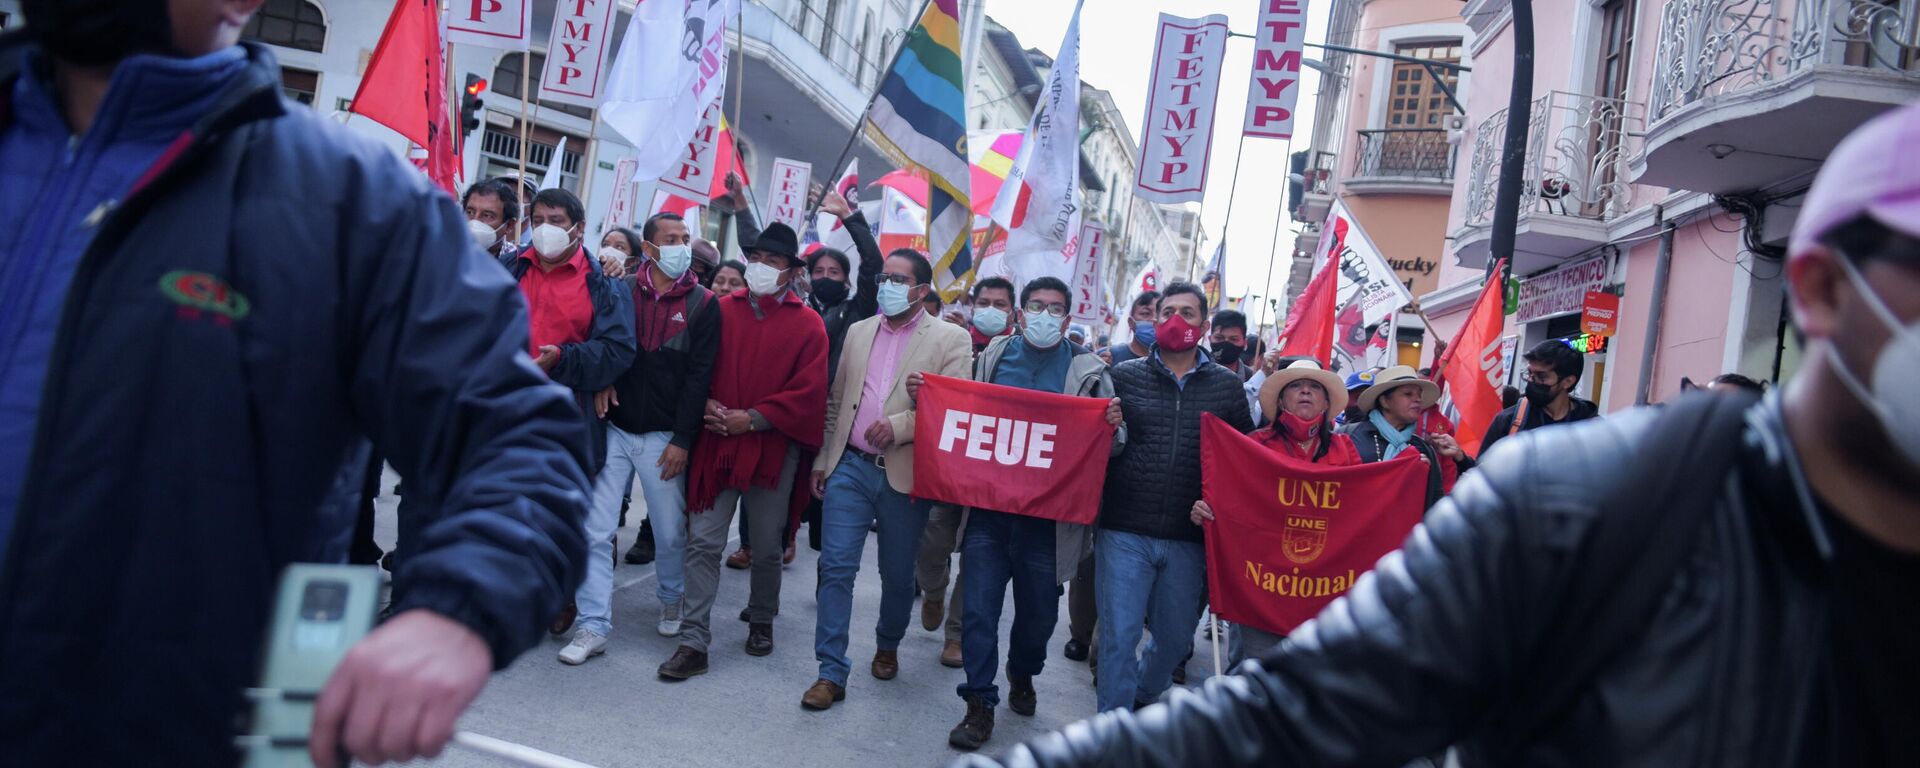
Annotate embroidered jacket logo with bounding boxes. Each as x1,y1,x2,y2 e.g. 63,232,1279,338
159,270,250,322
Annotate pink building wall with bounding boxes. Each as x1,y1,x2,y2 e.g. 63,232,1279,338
1604,214,1745,411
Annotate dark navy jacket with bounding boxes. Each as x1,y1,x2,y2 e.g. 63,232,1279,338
0,40,592,764
500,251,637,473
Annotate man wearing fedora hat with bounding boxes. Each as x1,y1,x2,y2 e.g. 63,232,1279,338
1342,366,1468,509
661,221,829,680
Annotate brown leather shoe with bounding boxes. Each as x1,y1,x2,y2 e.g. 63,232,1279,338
870,649,899,680
940,639,964,668
725,547,751,570
745,622,774,656
656,646,709,680
921,591,945,632
800,678,845,710
548,600,578,637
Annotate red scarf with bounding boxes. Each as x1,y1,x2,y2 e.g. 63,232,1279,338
687,290,829,513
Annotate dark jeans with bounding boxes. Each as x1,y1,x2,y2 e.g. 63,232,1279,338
1068,551,1096,644
957,509,1058,706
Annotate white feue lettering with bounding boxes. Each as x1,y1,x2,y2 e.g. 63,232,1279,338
937,409,1060,469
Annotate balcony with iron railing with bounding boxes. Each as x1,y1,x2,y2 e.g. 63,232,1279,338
1291,150,1339,224
1347,128,1457,194
1454,91,1645,274
1635,0,1920,193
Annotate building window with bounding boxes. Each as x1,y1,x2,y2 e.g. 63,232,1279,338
855,12,876,86
819,0,843,61
479,125,585,194
280,67,320,106
491,52,595,120
1386,42,1461,128
1595,0,1636,104
242,0,327,53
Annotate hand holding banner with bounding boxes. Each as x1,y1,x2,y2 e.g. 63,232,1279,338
1200,414,1426,636
912,375,1114,524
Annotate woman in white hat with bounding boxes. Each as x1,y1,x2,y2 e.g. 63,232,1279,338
1341,365,1468,509
1190,359,1359,662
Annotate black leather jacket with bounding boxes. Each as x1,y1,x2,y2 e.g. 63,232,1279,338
1101,353,1254,543
962,398,1848,767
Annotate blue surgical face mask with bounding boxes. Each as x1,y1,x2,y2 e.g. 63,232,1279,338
972,306,1009,336
654,244,693,279
1024,310,1064,348
1133,319,1156,347
878,281,915,317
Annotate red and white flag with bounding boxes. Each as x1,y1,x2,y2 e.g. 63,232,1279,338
1436,260,1511,458
815,159,862,256
1276,247,1337,363
913,375,1115,524
1135,13,1229,206
657,96,724,202
537,0,619,109
445,0,532,50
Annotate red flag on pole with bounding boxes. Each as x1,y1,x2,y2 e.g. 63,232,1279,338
351,0,459,194
912,375,1115,524
1437,260,1510,458
708,113,750,201
1200,414,1427,635
1275,252,1337,362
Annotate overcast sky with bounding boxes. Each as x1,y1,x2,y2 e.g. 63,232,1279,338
987,0,1333,319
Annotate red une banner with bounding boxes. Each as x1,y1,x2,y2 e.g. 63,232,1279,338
1200,414,1426,636
913,374,1115,524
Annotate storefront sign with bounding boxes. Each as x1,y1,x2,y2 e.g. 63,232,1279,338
1515,256,1607,324
1581,291,1620,337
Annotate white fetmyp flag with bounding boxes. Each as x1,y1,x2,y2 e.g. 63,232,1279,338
767,158,814,232
539,137,568,191
815,159,861,256
603,0,738,181
605,155,640,230
1135,13,1229,206
656,96,724,201
1069,222,1106,328
992,0,1085,287
536,0,620,109
446,0,532,50
1315,200,1414,374
1243,0,1308,139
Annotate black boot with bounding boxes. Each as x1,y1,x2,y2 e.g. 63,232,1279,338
948,697,995,750
1008,675,1037,717
625,517,656,565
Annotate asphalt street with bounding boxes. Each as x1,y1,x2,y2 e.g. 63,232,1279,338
369,468,1230,768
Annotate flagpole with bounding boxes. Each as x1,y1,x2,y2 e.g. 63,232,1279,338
580,115,602,222
806,0,935,224
515,49,532,240
729,2,765,222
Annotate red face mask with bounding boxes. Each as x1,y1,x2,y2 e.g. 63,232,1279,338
1156,313,1203,352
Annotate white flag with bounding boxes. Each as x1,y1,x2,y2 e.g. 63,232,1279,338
992,0,1085,287
536,0,619,109
767,158,814,233
446,0,533,50
815,159,861,256
602,0,738,181
539,137,568,191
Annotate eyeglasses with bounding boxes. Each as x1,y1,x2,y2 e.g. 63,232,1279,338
1522,370,1558,385
1023,301,1069,318
874,273,919,286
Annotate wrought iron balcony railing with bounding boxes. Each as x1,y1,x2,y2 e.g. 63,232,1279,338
1649,0,1920,123
1353,128,1456,182
1464,91,1645,227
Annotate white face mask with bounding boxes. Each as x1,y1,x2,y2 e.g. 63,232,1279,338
877,281,916,317
530,223,575,260
468,218,502,250
597,245,628,267
654,244,693,279
1832,255,1920,467
745,261,787,297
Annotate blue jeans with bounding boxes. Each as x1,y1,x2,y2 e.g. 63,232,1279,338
957,509,1058,705
576,427,689,636
814,454,930,686
1094,528,1207,712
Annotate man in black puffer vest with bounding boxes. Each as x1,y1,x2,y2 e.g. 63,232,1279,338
1094,281,1253,713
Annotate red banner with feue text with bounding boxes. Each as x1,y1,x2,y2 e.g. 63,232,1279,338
1200,414,1426,636
912,374,1114,524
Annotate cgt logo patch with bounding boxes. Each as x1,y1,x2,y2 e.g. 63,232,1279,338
159,270,250,325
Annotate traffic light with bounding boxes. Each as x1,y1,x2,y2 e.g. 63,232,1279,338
459,74,487,152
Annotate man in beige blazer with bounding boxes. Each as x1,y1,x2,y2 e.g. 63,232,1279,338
801,249,972,711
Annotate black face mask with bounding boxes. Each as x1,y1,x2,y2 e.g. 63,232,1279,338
1213,342,1244,366
24,0,177,66
810,278,849,308
1524,381,1557,407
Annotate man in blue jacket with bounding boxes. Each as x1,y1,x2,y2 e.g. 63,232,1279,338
0,3,594,765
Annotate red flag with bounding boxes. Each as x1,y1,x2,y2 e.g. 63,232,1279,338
708,114,750,201
1276,253,1337,361
1438,260,1510,458
1200,414,1426,635
912,374,1115,524
351,0,459,194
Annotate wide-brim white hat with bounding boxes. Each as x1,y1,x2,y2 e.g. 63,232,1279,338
1260,359,1348,421
1358,365,1441,413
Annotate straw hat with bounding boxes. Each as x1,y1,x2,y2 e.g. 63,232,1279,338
1260,359,1348,422
1357,365,1442,413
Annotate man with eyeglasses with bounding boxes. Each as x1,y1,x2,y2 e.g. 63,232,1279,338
1479,340,1599,456
944,277,1127,750
802,249,973,710
661,222,828,680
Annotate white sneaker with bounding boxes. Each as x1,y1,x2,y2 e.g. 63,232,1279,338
557,629,608,665
657,602,683,637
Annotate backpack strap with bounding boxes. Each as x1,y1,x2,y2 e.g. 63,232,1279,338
1499,390,1760,748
